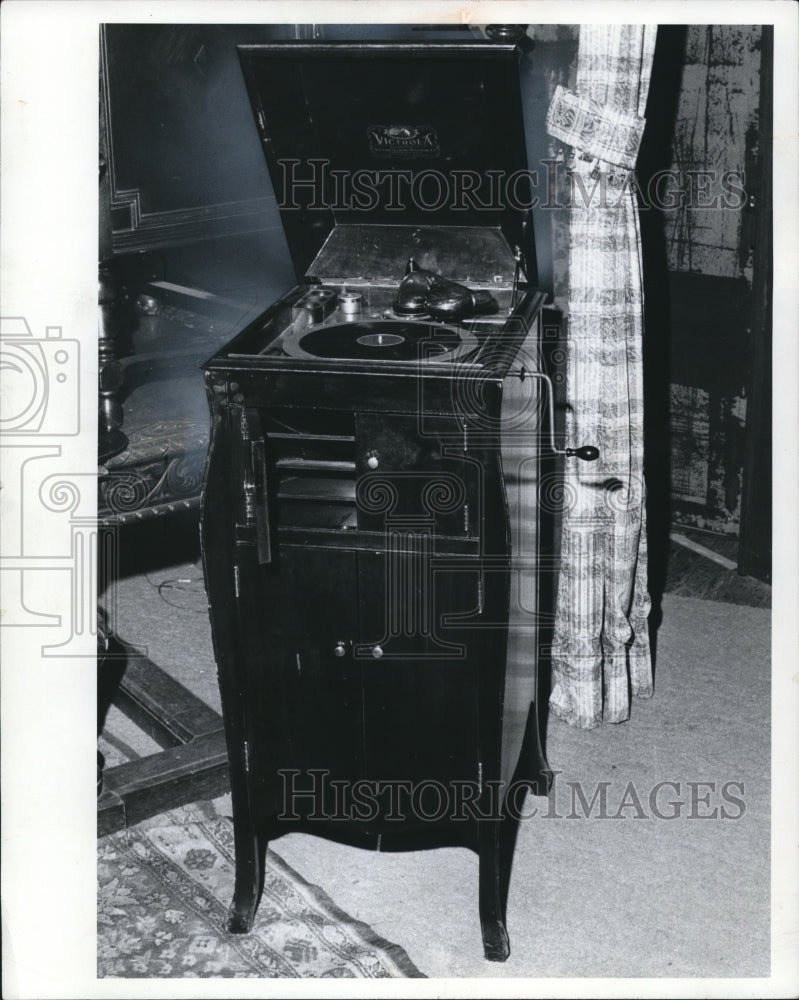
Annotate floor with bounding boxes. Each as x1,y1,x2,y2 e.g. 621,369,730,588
97,517,770,977
662,525,771,607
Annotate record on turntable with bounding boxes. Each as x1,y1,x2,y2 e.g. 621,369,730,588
280,319,479,364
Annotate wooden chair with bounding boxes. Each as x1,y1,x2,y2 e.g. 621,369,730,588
96,260,246,836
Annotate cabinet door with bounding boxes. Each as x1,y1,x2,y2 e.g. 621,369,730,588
356,549,482,799
355,413,476,537
260,545,363,817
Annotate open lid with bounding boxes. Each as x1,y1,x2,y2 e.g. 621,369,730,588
238,41,537,286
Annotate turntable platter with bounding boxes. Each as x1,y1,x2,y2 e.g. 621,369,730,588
282,321,479,363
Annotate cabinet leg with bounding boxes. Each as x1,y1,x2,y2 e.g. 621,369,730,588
478,821,510,962
227,824,267,934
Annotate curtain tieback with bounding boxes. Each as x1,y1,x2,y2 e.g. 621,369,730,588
545,84,647,173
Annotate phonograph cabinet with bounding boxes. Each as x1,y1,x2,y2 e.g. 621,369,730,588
200,39,593,961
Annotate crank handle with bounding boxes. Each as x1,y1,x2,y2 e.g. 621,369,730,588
565,445,600,461
515,368,600,461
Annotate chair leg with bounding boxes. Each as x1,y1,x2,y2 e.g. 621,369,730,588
98,265,127,463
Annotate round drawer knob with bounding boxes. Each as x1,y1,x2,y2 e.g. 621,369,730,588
372,645,384,659
334,642,346,657
367,453,379,470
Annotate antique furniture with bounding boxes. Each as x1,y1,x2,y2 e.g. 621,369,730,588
95,278,232,834
97,50,241,829
97,46,233,829
201,39,597,961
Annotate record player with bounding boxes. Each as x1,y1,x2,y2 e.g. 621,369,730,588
201,39,597,961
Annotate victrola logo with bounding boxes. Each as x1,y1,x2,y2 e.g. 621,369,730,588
367,125,440,158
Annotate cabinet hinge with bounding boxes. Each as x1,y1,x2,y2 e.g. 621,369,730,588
243,740,251,773
477,574,484,615
233,564,240,599
477,760,484,795
240,406,251,441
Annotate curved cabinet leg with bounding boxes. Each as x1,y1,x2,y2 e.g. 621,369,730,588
202,393,268,935
227,822,267,934
478,820,510,962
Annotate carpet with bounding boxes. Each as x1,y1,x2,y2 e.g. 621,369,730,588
103,550,777,979
98,799,424,979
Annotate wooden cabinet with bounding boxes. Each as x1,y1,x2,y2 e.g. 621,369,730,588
201,283,552,960
200,37,557,962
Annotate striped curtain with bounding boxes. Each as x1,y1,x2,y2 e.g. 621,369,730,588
545,25,658,729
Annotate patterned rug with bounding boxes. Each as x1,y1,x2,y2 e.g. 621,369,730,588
98,801,424,979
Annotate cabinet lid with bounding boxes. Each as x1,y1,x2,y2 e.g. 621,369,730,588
237,41,536,286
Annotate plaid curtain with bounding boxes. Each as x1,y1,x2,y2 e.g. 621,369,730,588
545,25,658,728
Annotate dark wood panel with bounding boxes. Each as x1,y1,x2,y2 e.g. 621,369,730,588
261,546,363,782
357,549,482,792
101,24,291,252
355,412,474,536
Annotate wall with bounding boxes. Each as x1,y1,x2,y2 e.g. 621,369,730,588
524,25,768,550
656,25,765,535
663,26,762,280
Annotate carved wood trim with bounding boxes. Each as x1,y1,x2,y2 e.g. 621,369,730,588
109,199,281,253
100,24,279,253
